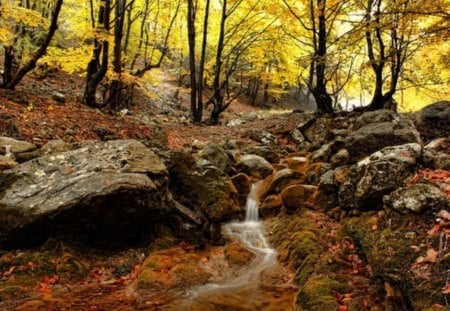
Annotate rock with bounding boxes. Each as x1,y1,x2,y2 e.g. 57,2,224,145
354,109,397,129
311,143,334,162
39,139,75,156
244,146,281,164
305,162,332,185
384,184,449,214
137,248,212,290
344,119,420,161
0,140,169,248
414,100,450,141
231,173,251,206
330,149,350,167
345,211,449,310
52,91,66,104
290,129,306,145
0,156,17,171
249,129,275,144
281,184,318,212
260,195,283,217
197,143,231,173
423,138,450,170
168,151,241,225
0,137,37,155
224,242,255,266
303,117,332,145
236,154,274,179
259,168,306,200
338,143,421,210
191,139,205,150
282,153,310,173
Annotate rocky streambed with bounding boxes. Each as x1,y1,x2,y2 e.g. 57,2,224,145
0,101,450,310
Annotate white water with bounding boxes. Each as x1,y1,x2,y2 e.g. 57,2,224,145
189,182,277,296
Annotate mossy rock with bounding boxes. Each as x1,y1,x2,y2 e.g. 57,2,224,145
296,276,351,311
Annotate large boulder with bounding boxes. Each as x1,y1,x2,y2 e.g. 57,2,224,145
338,143,421,210
0,140,170,248
168,151,241,225
414,100,450,141
344,114,420,161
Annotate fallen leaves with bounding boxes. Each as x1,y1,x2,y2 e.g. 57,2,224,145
408,169,450,198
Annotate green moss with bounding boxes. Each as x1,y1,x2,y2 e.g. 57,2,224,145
297,276,351,311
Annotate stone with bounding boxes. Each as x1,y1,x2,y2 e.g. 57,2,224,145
290,129,306,145
0,140,170,248
330,149,350,167
231,173,251,206
236,154,274,179
281,184,318,212
168,151,241,225
224,242,255,266
338,143,421,210
0,137,37,155
249,129,275,144
39,139,75,156
344,120,420,161
260,195,283,217
354,109,398,129
244,146,281,164
52,91,66,104
303,117,332,145
423,138,450,170
384,184,449,214
259,168,306,200
0,156,17,171
282,154,310,173
197,143,231,173
414,100,450,141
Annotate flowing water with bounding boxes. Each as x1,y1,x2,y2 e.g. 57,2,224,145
154,183,297,310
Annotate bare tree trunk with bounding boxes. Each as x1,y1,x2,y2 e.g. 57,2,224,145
196,0,211,123
187,0,198,122
84,0,111,107
2,0,63,90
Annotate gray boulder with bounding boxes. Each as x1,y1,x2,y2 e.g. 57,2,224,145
344,119,420,161
384,183,449,214
414,100,450,141
338,143,421,210
0,140,170,248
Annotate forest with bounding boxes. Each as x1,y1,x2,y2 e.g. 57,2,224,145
0,0,449,310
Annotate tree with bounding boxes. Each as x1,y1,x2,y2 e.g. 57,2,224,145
84,0,111,108
1,0,64,89
282,0,346,114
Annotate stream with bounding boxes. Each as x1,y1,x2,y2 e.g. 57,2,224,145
153,183,297,310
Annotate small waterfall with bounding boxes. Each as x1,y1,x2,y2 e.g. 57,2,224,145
189,182,277,295
245,183,260,222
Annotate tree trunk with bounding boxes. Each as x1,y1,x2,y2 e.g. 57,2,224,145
187,0,198,122
210,0,227,124
312,0,333,114
84,0,111,108
3,0,63,90
107,0,126,110
196,0,211,123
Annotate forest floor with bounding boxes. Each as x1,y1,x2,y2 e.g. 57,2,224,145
0,68,312,150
